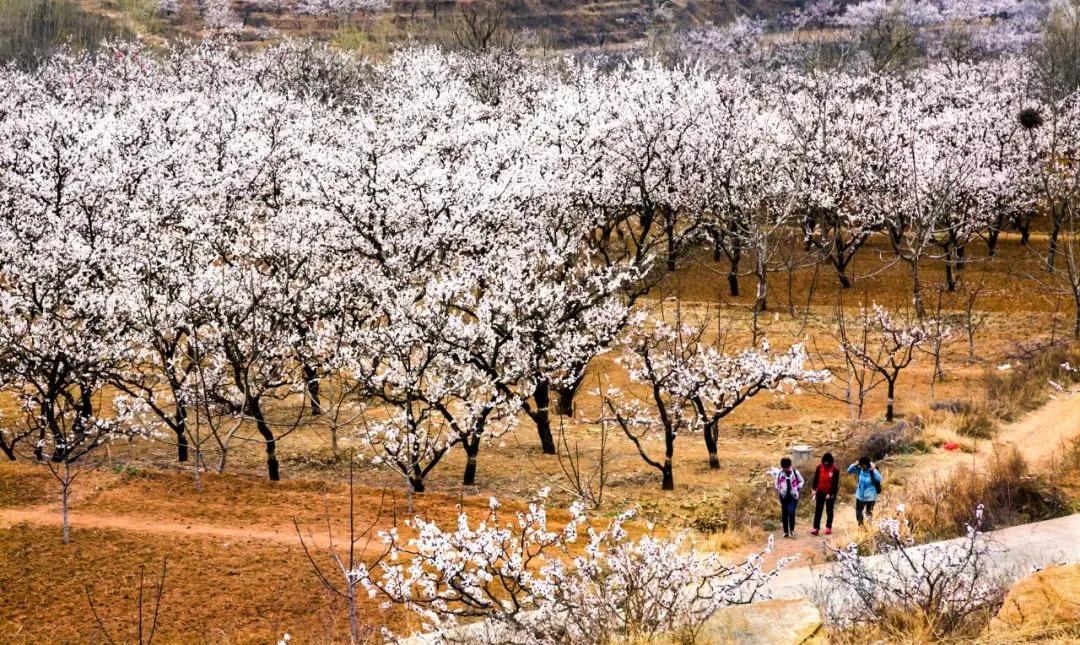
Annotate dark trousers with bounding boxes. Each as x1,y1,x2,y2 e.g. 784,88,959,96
813,492,835,530
856,499,876,526
780,495,798,535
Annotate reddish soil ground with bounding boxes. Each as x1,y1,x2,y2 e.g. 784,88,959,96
2,231,1078,642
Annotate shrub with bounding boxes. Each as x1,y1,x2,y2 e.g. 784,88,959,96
982,343,1080,422
720,478,777,532
689,501,728,534
819,507,1006,642
955,409,997,439
906,450,1068,541
831,421,924,475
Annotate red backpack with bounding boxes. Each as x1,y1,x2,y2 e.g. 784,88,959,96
816,464,834,493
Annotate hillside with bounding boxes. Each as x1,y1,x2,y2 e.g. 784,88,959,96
0,0,807,64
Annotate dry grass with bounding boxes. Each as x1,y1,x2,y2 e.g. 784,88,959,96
906,449,1070,541
827,604,1005,644
980,343,1080,423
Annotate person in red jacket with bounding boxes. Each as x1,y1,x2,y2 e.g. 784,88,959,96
810,453,840,536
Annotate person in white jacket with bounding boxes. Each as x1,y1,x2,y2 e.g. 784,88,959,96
775,457,805,538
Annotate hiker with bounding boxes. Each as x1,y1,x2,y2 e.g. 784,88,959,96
775,457,805,538
847,456,883,526
810,452,840,536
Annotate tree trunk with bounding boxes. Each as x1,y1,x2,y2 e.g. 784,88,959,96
666,227,677,272
1048,207,1063,271
753,252,767,312
533,379,556,455
728,253,741,297
986,226,1000,257
409,477,425,494
193,448,203,493
661,458,674,491
702,425,720,469
462,436,481,485
347,586,360,645
33,427,44,461
944,253,956,292
555,376,583,418
886,378,896,422
834,242,853,288
303,364,322,416
1074,298,1080,340
247,400,280,481
175,428,189,463
911,261,925,319
754,279,767,313
61,462,71,545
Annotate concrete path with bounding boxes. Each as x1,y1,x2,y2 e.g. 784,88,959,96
757,513,1080,602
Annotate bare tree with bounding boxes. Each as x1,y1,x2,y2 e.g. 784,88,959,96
295,457,384,645
812,296,887,420
956,277,989,363
554,416,610,511
921,286,955,399
86,559,169,645
448,0,513,53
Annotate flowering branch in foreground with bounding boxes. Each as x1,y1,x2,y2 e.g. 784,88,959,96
820,504,1002,637
358,490,793,644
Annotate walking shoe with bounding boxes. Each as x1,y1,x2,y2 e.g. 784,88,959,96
789,531,796,538
825,528,832,535
810,529,819,536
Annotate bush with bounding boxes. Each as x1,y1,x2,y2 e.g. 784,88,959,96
955,409,997,439
720,478,776,531
982,343,1080,422
362,494,789,644
906,450,1068,541
831,421,925,473
689,501,728,534
819,507,1006,642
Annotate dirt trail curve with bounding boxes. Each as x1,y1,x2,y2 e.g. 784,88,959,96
2,391,1079,551
993,388,1080,468
761,512,1080,601
905,386,1080,485
0,505,345,550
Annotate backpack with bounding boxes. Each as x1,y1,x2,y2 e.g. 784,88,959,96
815,464,834,492
872,469,883,494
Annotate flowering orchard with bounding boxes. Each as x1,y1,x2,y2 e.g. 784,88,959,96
0,1,1078,532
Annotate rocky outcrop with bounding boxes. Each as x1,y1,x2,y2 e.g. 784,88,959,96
692,597,823,644
989,564,1080,634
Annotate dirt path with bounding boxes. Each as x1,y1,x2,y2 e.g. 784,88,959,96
755,387,1080,568
992,388,1080,468
4,391,1079,558
762,512,1080,601
902,387,1080,485
0,504,349,550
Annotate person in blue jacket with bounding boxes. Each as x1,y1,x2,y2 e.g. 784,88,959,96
847,456,882,526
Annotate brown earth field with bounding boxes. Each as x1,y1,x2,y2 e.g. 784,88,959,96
3,229,1080,642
